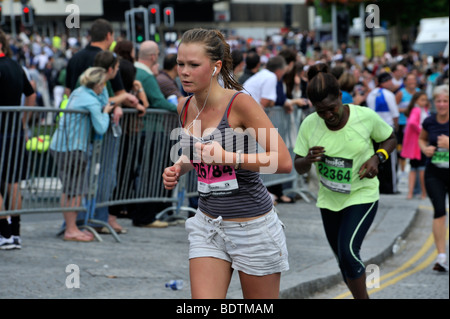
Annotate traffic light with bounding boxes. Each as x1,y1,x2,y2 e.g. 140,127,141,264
163,7,174,28
149,4,160,27
21,4,34,27
133,8,149,44
284,4,292,28
337,10,349,45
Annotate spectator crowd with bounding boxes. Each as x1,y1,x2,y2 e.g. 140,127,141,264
1,19,448,252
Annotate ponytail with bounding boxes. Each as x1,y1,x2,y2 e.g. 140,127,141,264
306,63,340,103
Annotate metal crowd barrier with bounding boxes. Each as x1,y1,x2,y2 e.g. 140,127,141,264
262,106,316,203
1,104,316,242
0,107,192,242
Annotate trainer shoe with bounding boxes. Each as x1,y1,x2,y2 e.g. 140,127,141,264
433,254,449,272
12,236,22,249
0,236,15,250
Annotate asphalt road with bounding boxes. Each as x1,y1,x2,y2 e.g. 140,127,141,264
310,205,449,299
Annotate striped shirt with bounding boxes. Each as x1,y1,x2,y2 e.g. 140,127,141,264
156,71,183,99
179,92,273,218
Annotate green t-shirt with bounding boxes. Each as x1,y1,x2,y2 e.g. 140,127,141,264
294,104,393,211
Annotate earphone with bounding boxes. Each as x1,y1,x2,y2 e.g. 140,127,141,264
212,66,217,77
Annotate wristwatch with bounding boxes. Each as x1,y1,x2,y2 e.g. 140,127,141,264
376,152,387,164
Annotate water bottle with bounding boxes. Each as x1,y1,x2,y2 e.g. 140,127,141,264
392,236,407,254
167,94,178,106
165,279,183,291
111,114,122,138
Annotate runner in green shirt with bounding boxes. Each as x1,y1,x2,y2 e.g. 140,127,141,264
294,63,397,299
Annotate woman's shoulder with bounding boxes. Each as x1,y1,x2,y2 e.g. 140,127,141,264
177,95,192,115
232,90,259,105
422,113,437,126
71,86,101,106
350,104,376,117
299,110,320,128
228,90,264,115
410,106,422,116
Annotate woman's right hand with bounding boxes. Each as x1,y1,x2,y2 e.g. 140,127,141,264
104,102,115,114
423,145,437,158
294,146,325,175
307,146,326,163
162,164,182,190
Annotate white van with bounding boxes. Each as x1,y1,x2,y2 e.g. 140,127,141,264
413,17,449,58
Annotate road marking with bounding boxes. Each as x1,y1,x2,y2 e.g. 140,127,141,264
334,225,449,299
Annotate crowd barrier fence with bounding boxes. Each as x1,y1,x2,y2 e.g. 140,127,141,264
0,105,316,242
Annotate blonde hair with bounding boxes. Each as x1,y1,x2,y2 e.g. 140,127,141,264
433,84,449,100
80,67,107,89
338,72,356,92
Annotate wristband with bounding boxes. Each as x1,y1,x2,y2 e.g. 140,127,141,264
376,149,389,160
235,150,243,170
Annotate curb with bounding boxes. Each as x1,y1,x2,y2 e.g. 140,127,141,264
280,202,421,299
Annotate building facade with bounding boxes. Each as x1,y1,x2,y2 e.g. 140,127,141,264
1,0,311,40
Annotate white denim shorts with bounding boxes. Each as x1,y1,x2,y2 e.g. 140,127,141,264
185,208,289,276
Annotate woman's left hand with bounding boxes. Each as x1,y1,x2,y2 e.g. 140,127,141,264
437,134,449,149
195,141,226,166
359,155,379,180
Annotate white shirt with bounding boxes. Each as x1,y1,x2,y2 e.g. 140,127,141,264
367,88,399,127
134,61,154,76
242,69,277,106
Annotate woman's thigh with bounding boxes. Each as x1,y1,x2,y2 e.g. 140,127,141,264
238,271,281,299
189,257,233,299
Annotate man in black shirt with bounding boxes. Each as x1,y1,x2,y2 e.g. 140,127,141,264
0,29,36,250
238,51,261,85
65,19,138,111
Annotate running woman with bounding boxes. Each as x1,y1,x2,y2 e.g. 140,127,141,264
293,63,397,299
418,84,449,272
162,28,292,299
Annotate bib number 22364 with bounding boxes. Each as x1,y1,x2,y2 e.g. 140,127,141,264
318,155,353,194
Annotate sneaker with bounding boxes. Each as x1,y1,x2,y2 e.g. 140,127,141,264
0,236,15,250
12,236,22,249
433,255,449,272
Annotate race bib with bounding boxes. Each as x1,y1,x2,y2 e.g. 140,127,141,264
432,148,449,169
192,162,239,197
318,155,353,194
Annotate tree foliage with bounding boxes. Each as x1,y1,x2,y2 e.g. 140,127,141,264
376,0,449,27
310,0,449,27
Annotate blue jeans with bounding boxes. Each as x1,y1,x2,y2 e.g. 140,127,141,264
77,130,120,227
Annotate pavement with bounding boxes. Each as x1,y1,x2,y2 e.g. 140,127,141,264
0,179,424,299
